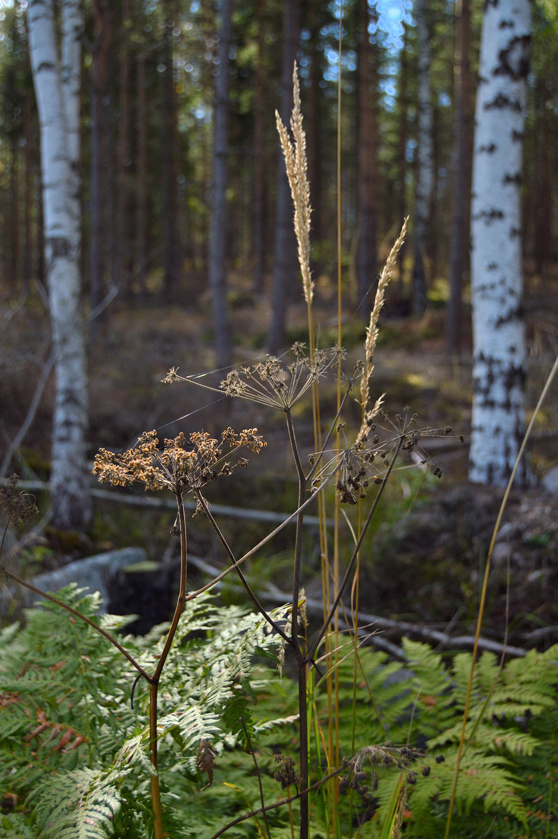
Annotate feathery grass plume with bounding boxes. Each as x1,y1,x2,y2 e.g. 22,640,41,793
275,63,314,305
356,218,408,446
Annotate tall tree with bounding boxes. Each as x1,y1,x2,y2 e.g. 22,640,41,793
28,0,91,529
397,21,409,289
446,0,472,355
469,0,531,486
268,0,298,353
356,0,379,316
162,0,182,302
136,44,147,300
209,0,234,368
89,0,112,315
252,0,266,295
412,0,434,317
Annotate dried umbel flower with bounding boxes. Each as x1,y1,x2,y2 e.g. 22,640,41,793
273,753,301,789
219,345,344,411
0,475,38,527
93,428,266,496
339,742,436,804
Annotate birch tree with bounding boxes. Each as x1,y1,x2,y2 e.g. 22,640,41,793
412,0,434,317
469,0,531,486
28,0,91,530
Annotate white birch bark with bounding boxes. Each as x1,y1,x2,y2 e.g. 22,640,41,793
28,0,91,529
469,0,531,486
412,0,434,317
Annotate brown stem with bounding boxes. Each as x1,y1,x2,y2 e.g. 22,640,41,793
148,493,188,839
284,408,309,839
194,490,293,646
152,494,187,682
210,765,345,839
306,380,353,482
308,438,403,661
0,564,152,683
149,680,164,839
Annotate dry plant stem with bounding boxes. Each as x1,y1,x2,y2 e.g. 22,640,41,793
284,407,310,839
186,456,341,600
0,564,151,682
240,717,272,839
211,765,345,839
149,494,188,839
444,351,558,839
308,439,403,662
194,490,292,646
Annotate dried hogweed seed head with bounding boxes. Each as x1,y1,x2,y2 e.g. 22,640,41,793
0,475,38,526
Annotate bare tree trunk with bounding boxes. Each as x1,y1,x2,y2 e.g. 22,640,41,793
412,0,434,318
136,47,147,301
209,0,233,368
28,0,91,530
356,0,378,317
23,94,33,292
9,138,20,291
268,0,298,354
252,0,266,295
397,22,409,290
446,0,472,356
162,0,182,303
469,0,531,487
115,0,130,294
89,0,112,316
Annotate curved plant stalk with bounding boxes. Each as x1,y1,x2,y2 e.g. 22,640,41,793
444,353,558,839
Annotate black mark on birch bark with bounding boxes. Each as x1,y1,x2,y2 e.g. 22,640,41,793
484,93,521,112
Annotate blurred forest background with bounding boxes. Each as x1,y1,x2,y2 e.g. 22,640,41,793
1,0,558,634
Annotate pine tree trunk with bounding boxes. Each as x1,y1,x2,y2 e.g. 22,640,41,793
28,0,91,530
9,138,20,291
209,0,233,368
252,0,266,295
136,47,147,301
356,0,378,317
89,0,112,315
412,0,434,317
446,0,472,356
162,0,182,303
268,0,298,354
469,0,531,487
115,0,130,294
397,22,409,290
23,93,33,293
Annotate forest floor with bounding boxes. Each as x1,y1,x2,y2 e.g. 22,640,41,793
2,276,558,650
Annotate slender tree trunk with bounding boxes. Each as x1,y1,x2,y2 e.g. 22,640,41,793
534,80,551,279
28,0,91,530
268,0,298,354
397,22,409,290
89,0,112,315
306,5,322,247
209,0,233,368
163,1,182,302
23,94,33,292
9,138,20,291
446,0,472,355
412,0,434,317
115,0,130,293
136,47,147,300
252,0,266,295
356,0,378,317
469,0,531,487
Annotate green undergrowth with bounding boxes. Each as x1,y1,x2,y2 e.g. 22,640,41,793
1,587,557,837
